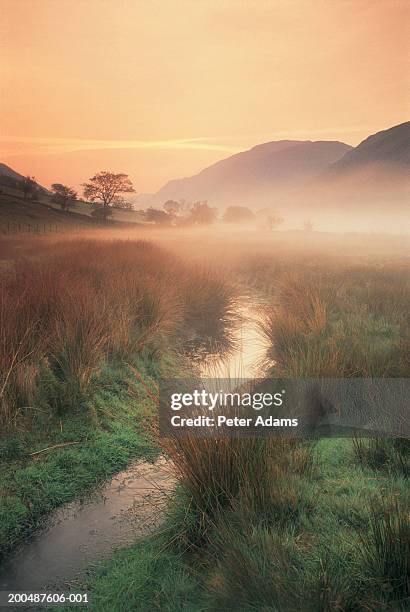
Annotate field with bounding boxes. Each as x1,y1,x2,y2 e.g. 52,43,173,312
0,227,408,610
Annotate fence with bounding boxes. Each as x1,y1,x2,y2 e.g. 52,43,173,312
3,222,88,235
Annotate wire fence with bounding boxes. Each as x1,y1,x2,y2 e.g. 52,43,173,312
2,221,88,235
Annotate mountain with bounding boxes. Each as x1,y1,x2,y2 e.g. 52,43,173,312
325,122,410,176
317,122,410,210
0,162,26,183
155,140,352,206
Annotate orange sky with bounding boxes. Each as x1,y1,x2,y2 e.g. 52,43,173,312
1,0,408,194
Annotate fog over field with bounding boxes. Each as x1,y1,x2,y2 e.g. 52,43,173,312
0,1,409,609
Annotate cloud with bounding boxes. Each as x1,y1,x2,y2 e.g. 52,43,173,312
0,136,241,156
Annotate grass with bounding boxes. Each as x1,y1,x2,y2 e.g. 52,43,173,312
0,236,237,558
0,357,160,560
353,437,409,477
0,193,97,233
0,237,237,428
259,265,409,378
61,439,408,611
71,251,409,611
1,231,408,610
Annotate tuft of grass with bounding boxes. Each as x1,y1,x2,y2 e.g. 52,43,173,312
359,494,409,601
353,437,409,477
162,433,315,552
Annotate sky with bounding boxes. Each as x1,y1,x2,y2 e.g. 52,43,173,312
1,0,409,194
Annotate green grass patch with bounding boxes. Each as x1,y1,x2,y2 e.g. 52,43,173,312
0,358,162,560
74,439,408,611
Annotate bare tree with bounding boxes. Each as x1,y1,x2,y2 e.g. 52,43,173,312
82,171,135,208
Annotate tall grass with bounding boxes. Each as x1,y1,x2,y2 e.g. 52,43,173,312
164,433,315,551
260,264,409,378
162,255,409,608
360,494,409,601
0,238,237,429
353,436,409,476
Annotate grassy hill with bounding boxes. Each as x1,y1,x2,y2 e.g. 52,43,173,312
0,193,98,234
0,190,146,235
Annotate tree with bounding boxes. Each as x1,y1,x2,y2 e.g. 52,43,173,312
163,200,181,216
145,207,172,225
51,183,77,211
223,206,254,223
188,201,217,225
22,176,36,200
82,171,135,208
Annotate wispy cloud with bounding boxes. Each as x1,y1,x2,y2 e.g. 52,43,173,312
0,136,242,156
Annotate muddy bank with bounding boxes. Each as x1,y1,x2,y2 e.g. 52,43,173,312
0,458,174,592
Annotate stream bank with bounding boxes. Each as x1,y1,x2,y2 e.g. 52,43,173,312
0,297,269,594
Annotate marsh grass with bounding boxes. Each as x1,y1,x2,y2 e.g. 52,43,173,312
0,238,237,429
260,264,409,378
353,436,409,476
162,432,315,555
155,256,410,610
1,233,409,610
359,494,409,601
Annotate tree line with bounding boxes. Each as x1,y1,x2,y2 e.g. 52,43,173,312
3,170,291,228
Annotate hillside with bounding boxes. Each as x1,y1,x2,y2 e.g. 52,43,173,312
325,121,410,175
155,140,352,206
0,163,26,182
0,174,146,228
0,193,99,234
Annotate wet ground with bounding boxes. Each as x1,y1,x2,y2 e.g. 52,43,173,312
0,299,269,595
0,458,175,592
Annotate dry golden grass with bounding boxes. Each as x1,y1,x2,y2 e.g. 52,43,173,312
0,237,237,429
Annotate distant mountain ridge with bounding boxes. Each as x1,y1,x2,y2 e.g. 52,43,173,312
155,139,352,205
151,122,409,208
325,121,410,176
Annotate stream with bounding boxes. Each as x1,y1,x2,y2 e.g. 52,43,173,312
0,298,269,596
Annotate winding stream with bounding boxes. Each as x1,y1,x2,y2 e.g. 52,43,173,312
0,298,269,594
